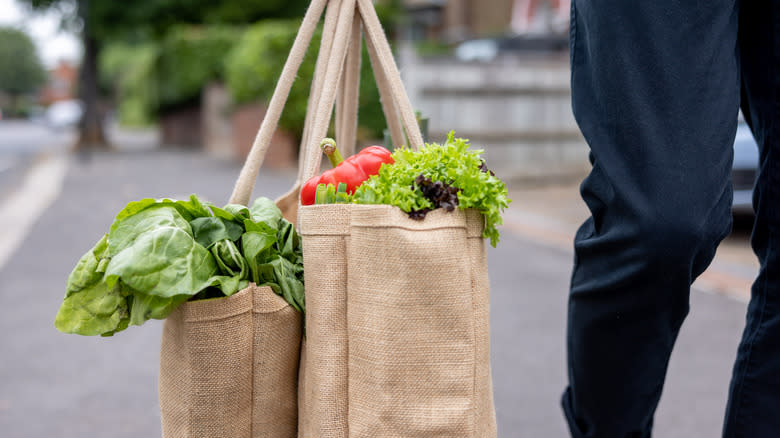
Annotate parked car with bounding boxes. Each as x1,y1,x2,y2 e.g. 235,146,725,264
455,38,499,62
46,99,83,129
731,120,760,215
455,35,568,62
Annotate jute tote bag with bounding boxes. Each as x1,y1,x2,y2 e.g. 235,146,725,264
228,0,498,436
159,284,302,438
156,0,340,432
296,1,498,433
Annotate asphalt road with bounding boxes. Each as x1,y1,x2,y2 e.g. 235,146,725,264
0,120,74,200
0,129,751,437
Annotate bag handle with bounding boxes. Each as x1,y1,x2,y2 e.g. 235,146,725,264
300,0,424,184
297,0,345,182
230,0,423,206
367,29,405,151
336,11,362,158
229,0,329,206
298,0,357,185
358,0,422,149
283,1,405,215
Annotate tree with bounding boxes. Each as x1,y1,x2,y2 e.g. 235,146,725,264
0,27,47,115
20,0,310,149
22,0,111,148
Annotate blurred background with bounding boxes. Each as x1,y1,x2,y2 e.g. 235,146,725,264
0,0,581,179
0,0,761,436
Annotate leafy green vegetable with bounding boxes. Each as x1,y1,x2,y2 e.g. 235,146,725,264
108,205,192,256
268,256,305,313
249,197,282,229
65,234,109,297
190,216,244,248
55,194,306,336
211,239,247,277
55,280,128,336
175,194,214,219
353,132,511,247
128,289,190,327
242,220,277,282
106,226,218,297
408,174,461,219
315,183,352,205
206,274,249,297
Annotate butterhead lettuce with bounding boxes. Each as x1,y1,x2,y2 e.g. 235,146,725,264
55,195,305,336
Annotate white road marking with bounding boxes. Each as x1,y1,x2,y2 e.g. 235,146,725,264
0,153,68,270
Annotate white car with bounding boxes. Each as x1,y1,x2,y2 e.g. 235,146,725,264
46,100,83,129
455,39,499,62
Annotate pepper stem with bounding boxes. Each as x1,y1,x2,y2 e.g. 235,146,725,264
321,138,344,167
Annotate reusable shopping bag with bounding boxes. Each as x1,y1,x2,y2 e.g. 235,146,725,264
228,0,498,436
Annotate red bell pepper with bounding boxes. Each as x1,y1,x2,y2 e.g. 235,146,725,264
301,138,393,205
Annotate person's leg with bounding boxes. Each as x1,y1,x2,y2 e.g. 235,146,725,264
562,1,740,436
723,0,780,436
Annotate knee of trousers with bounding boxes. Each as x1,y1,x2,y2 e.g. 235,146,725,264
627,207,731,277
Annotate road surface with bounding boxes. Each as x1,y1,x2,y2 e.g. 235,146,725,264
0,128,754,437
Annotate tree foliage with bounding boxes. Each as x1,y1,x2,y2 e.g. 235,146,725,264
154,26,243,113
0,27,47,98
20,0,402,139
225,4,404,141
21,0,310,40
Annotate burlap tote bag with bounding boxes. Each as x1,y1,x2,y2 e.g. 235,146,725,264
159,284,302,438
157,0,337,431
156,2,362,436
230,0,498,436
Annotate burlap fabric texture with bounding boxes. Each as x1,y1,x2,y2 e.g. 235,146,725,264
159,284,302,438
298,205,497,437
296,0,496,435
156,0,337,433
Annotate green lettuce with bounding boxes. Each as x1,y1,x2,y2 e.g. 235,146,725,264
55,195,305,336
353,132,511,247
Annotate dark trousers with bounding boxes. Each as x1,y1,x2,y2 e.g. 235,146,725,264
562,0,779,436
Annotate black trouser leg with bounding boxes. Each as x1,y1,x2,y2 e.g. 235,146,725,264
562,1,740,436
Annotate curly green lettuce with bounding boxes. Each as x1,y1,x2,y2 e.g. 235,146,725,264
352,132,511,247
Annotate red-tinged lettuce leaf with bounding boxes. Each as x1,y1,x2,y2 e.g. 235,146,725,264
353,132,510,247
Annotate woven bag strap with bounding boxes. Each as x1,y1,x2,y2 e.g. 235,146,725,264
229,0,329,206
231,0,423,205
299,0,424,184
335,11,362,158
297,0,345,183
358,0,422,149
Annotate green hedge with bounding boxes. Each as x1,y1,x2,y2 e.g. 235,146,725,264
101,26,242,125
155,26,243,113
101,14,400,137
225,19,387,140
100,43,158,126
